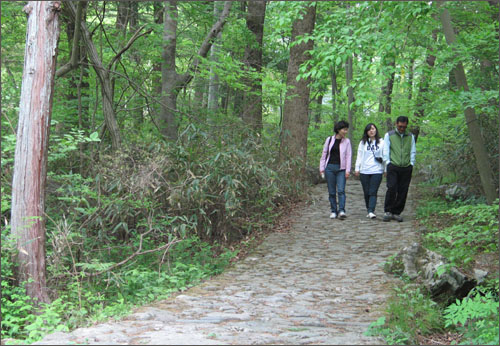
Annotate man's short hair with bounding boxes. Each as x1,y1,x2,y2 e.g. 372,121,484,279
396,116,409,124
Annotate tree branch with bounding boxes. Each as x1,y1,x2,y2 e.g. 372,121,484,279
107,24,152,71
179,1,232,87
56,1,83,78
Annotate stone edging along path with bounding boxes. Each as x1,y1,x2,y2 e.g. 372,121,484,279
35,178,417,345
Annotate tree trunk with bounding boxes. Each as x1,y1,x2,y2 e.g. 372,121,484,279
313,93,323,129
378,55,396,114
116,1,130,35
152,1,163,109
345,55,354,141
408,58,414,101
279,3,316,181
208,2,223,113
440,7,497,204
331,66,339,123
11,1,62,304
241,0,266,132
66,1,122,149
159,1,232,140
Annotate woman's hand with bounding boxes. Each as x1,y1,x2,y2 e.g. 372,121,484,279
345,171,350,179
354,171,360,177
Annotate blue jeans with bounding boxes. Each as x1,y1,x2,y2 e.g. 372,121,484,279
325,164,346,213
359,173,383,213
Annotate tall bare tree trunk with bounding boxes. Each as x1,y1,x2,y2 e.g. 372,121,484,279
207,2,223,113
345,55,354,141
279,3,316,181
331,66,339,124
11,1,62,304
440,7,497,204
378,55,396,114
241,0,266,132
313,93,323,129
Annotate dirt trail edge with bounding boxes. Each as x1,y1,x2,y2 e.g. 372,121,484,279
35,179,417,345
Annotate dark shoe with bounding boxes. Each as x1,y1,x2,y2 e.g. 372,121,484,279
392,214,403,222
383,212,392,222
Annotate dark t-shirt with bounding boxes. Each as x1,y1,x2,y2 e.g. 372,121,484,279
328,138,341,165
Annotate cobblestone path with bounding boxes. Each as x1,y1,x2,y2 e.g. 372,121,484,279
35,179,417,345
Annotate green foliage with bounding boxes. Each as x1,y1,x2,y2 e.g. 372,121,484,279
444,287,499,345
423,200,499,267
365,284,444,345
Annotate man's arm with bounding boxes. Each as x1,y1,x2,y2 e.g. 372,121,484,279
383,133,391,164
410,134,416,166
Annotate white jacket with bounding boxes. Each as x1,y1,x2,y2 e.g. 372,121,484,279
355,139,385,174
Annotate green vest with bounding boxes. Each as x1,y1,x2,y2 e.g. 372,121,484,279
388,130,412,167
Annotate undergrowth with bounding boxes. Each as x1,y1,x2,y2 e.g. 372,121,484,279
1,124,303,344
366,185,499,345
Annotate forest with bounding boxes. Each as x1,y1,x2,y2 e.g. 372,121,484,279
1,1,499,344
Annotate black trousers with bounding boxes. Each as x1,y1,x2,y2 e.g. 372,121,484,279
384,163,413,215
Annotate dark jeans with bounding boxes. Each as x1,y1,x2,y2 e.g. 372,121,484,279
360,173,383,213
325,163,346,213
384,163,413,215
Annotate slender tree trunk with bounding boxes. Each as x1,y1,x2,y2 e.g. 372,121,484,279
116,1,130,35
241,0,266,132
152,2,163,109
11,1,62,304
344,55,354,137
331,66,339,124
313,93,323,129
208,2,223,113
279,3,316,181
408,58,414,101
440,7,497,204
378,55,396,114
160,0,180,140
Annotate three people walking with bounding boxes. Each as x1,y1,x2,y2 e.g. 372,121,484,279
320,117,415,222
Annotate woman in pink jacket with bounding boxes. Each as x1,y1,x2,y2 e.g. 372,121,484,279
319,120,352,219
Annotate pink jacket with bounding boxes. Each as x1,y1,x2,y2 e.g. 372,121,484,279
319,136,352,173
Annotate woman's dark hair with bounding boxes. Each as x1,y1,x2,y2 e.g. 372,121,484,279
334,120,349,134
361,123,380,144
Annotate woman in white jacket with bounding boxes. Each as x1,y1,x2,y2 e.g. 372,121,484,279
354,123,384,219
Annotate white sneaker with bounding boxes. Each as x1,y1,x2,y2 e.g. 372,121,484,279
366,213,370,218
368,212,376,219
338,211,346,219
330,212,337,219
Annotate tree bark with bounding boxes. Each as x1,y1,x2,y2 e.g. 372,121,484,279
378,55,396,114
331,66,339,123
11,1,62,304
279,3,316,181
241,0,266,132
345,54,354,141
208,2,223,113
313,93,323,129
440,7,497,204
159,1,232,140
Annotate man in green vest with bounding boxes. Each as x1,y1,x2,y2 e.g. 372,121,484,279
382,116,416,222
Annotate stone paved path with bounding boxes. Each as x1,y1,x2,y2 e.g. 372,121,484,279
35,179,417,345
